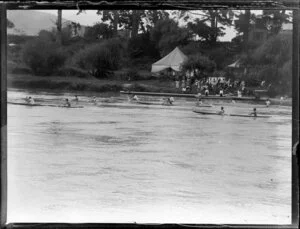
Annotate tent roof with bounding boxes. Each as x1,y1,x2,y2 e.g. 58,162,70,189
151,47,188,73
227,59,242,68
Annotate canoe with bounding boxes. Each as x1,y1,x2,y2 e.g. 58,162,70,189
8,102,44,107
136,101,173,106
229,114,271,118
193,110,271,118
195,104,213,108
193,110,224,115
8,102,84,108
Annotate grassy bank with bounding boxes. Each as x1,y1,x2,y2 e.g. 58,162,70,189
7,74,292,106
7,73,180,94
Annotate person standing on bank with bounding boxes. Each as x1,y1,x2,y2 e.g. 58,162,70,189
219,89,224,97
205,88,209,96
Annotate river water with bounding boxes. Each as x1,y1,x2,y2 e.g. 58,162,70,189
7,90,292,224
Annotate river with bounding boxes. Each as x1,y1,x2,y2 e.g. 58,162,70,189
7,89,292,224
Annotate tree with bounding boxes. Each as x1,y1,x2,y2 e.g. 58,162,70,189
234,10,257,50
23,38,66,75
251,33,292,66
252,10,291,37
84,23,114,40
150,19,192,56
56,10,62,45
145,10,169,27
97,10,169,38
187,18,219,43
261,10,291,35
38,30,56,42
97,10,120,36
241,32,292,96
180,10,235,45
7,19,14,28
182,54,216,79
127,32,159,59
72,38,125,78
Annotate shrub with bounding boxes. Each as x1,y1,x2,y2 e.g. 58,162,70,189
182,53,216,79
126,69,141,81
72,38,125,79
55,66,89,78
23,38,67,76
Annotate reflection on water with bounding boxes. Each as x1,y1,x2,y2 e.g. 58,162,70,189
7,90,292,224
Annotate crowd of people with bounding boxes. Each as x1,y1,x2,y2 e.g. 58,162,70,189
171,69,275,98
175,74,252,97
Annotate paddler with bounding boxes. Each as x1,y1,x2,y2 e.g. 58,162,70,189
132,94,139,102
92,96,97,104
197,98,203,106
64,98,71,107
74,95,79,103
266,99,271,107
27,96,35,104
168,97,174,105
217,106,225,115
250,108,257,117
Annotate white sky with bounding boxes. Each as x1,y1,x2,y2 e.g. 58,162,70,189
37,10,239,41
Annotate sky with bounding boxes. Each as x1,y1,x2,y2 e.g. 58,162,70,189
37,10,238,41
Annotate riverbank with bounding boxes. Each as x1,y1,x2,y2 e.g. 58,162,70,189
7,73,292,106
7,73,179,94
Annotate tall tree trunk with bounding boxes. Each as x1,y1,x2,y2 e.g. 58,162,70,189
209,10,217,45
131,10,140,38
113,11,119,36
56,10,62,45
152,10,159,25
243,10,251,51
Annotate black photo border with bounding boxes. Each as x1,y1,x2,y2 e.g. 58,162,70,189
1,1,299,229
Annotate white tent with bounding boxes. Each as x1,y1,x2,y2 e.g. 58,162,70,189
151,47,188,73
227,59,242,68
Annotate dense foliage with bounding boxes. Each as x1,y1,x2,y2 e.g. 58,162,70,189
150,19,192,56
182,54,216,78
72,38,125,78
23,37,66,76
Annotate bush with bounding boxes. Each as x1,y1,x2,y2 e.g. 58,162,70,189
23,38,67,76
55,66,89,78
182,53,216,78
126,69,141,81
72,38,125,79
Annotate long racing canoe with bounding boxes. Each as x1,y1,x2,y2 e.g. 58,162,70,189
8,102,84,108
193,110,271,118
